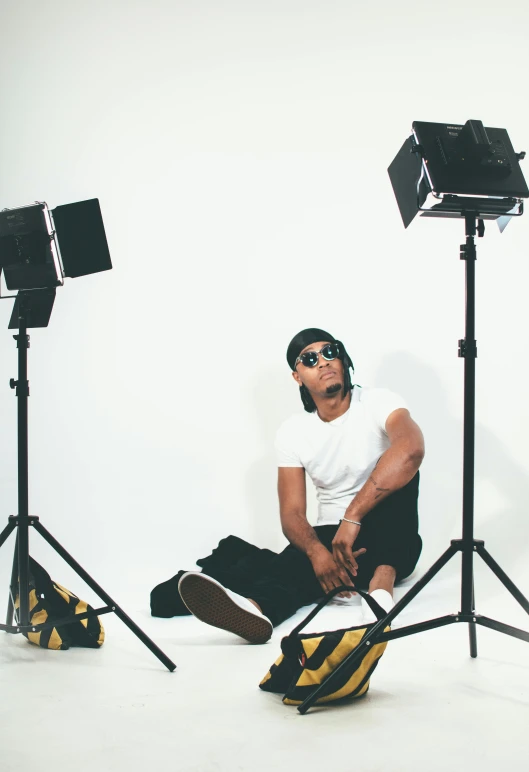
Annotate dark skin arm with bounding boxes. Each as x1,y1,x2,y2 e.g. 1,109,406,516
278,466,366,596
332,408,425,571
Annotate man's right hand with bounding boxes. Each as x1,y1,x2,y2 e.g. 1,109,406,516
309,546,367,597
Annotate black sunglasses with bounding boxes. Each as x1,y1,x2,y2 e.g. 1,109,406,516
295,342,341,368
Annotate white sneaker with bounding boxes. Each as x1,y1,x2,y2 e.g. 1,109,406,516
177,572,273,644
361,589,395,625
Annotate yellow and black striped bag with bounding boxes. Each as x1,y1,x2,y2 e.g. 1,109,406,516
260,586,390,706
14,557,105,650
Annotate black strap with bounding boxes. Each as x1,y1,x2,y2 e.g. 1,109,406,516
288,584,388,638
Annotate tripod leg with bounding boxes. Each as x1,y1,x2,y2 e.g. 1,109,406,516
6,533,19,626
33,520,176,672
469,581,477,658
477,545,529,615
0,519,19,626
0,519,17,550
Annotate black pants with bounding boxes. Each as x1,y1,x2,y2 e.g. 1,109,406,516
151,473,422,627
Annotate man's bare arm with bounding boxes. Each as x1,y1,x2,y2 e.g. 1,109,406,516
278,467,364,595
278,467,323,558
343,408,424,524
332,408,424,571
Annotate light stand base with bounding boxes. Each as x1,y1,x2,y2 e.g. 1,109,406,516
297,539,529,714
0,516,176,672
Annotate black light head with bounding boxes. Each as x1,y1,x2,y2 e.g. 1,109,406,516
0,198,112,292
0,198,112,327
388,120,529,229
0,203,61,291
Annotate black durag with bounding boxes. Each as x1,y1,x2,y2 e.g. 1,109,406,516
286,328,354,412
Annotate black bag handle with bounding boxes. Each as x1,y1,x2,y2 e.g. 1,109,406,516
288,584,388,639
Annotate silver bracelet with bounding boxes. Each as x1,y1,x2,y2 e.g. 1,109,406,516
341,517,362,526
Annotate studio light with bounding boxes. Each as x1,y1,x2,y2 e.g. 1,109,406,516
388,119,528,230
0,198,112,326
299,120,529,713
0,197,175,671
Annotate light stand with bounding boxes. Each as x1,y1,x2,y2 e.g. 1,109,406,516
298,120,529,713
0,200,175,671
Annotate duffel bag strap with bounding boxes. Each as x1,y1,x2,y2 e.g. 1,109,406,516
288,583,388,639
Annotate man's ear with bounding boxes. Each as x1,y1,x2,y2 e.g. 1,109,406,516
292,370,302,387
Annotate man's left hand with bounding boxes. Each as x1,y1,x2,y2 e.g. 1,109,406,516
332,522,364,574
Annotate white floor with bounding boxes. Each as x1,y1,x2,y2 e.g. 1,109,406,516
2,565,529,772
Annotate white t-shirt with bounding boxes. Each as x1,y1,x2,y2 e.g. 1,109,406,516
274,386,408,525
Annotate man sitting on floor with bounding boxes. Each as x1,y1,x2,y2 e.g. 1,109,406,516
152,327,424,643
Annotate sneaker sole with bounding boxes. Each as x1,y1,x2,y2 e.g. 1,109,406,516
179,574,272,644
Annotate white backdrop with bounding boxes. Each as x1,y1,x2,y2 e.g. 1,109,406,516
1,0,529,605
